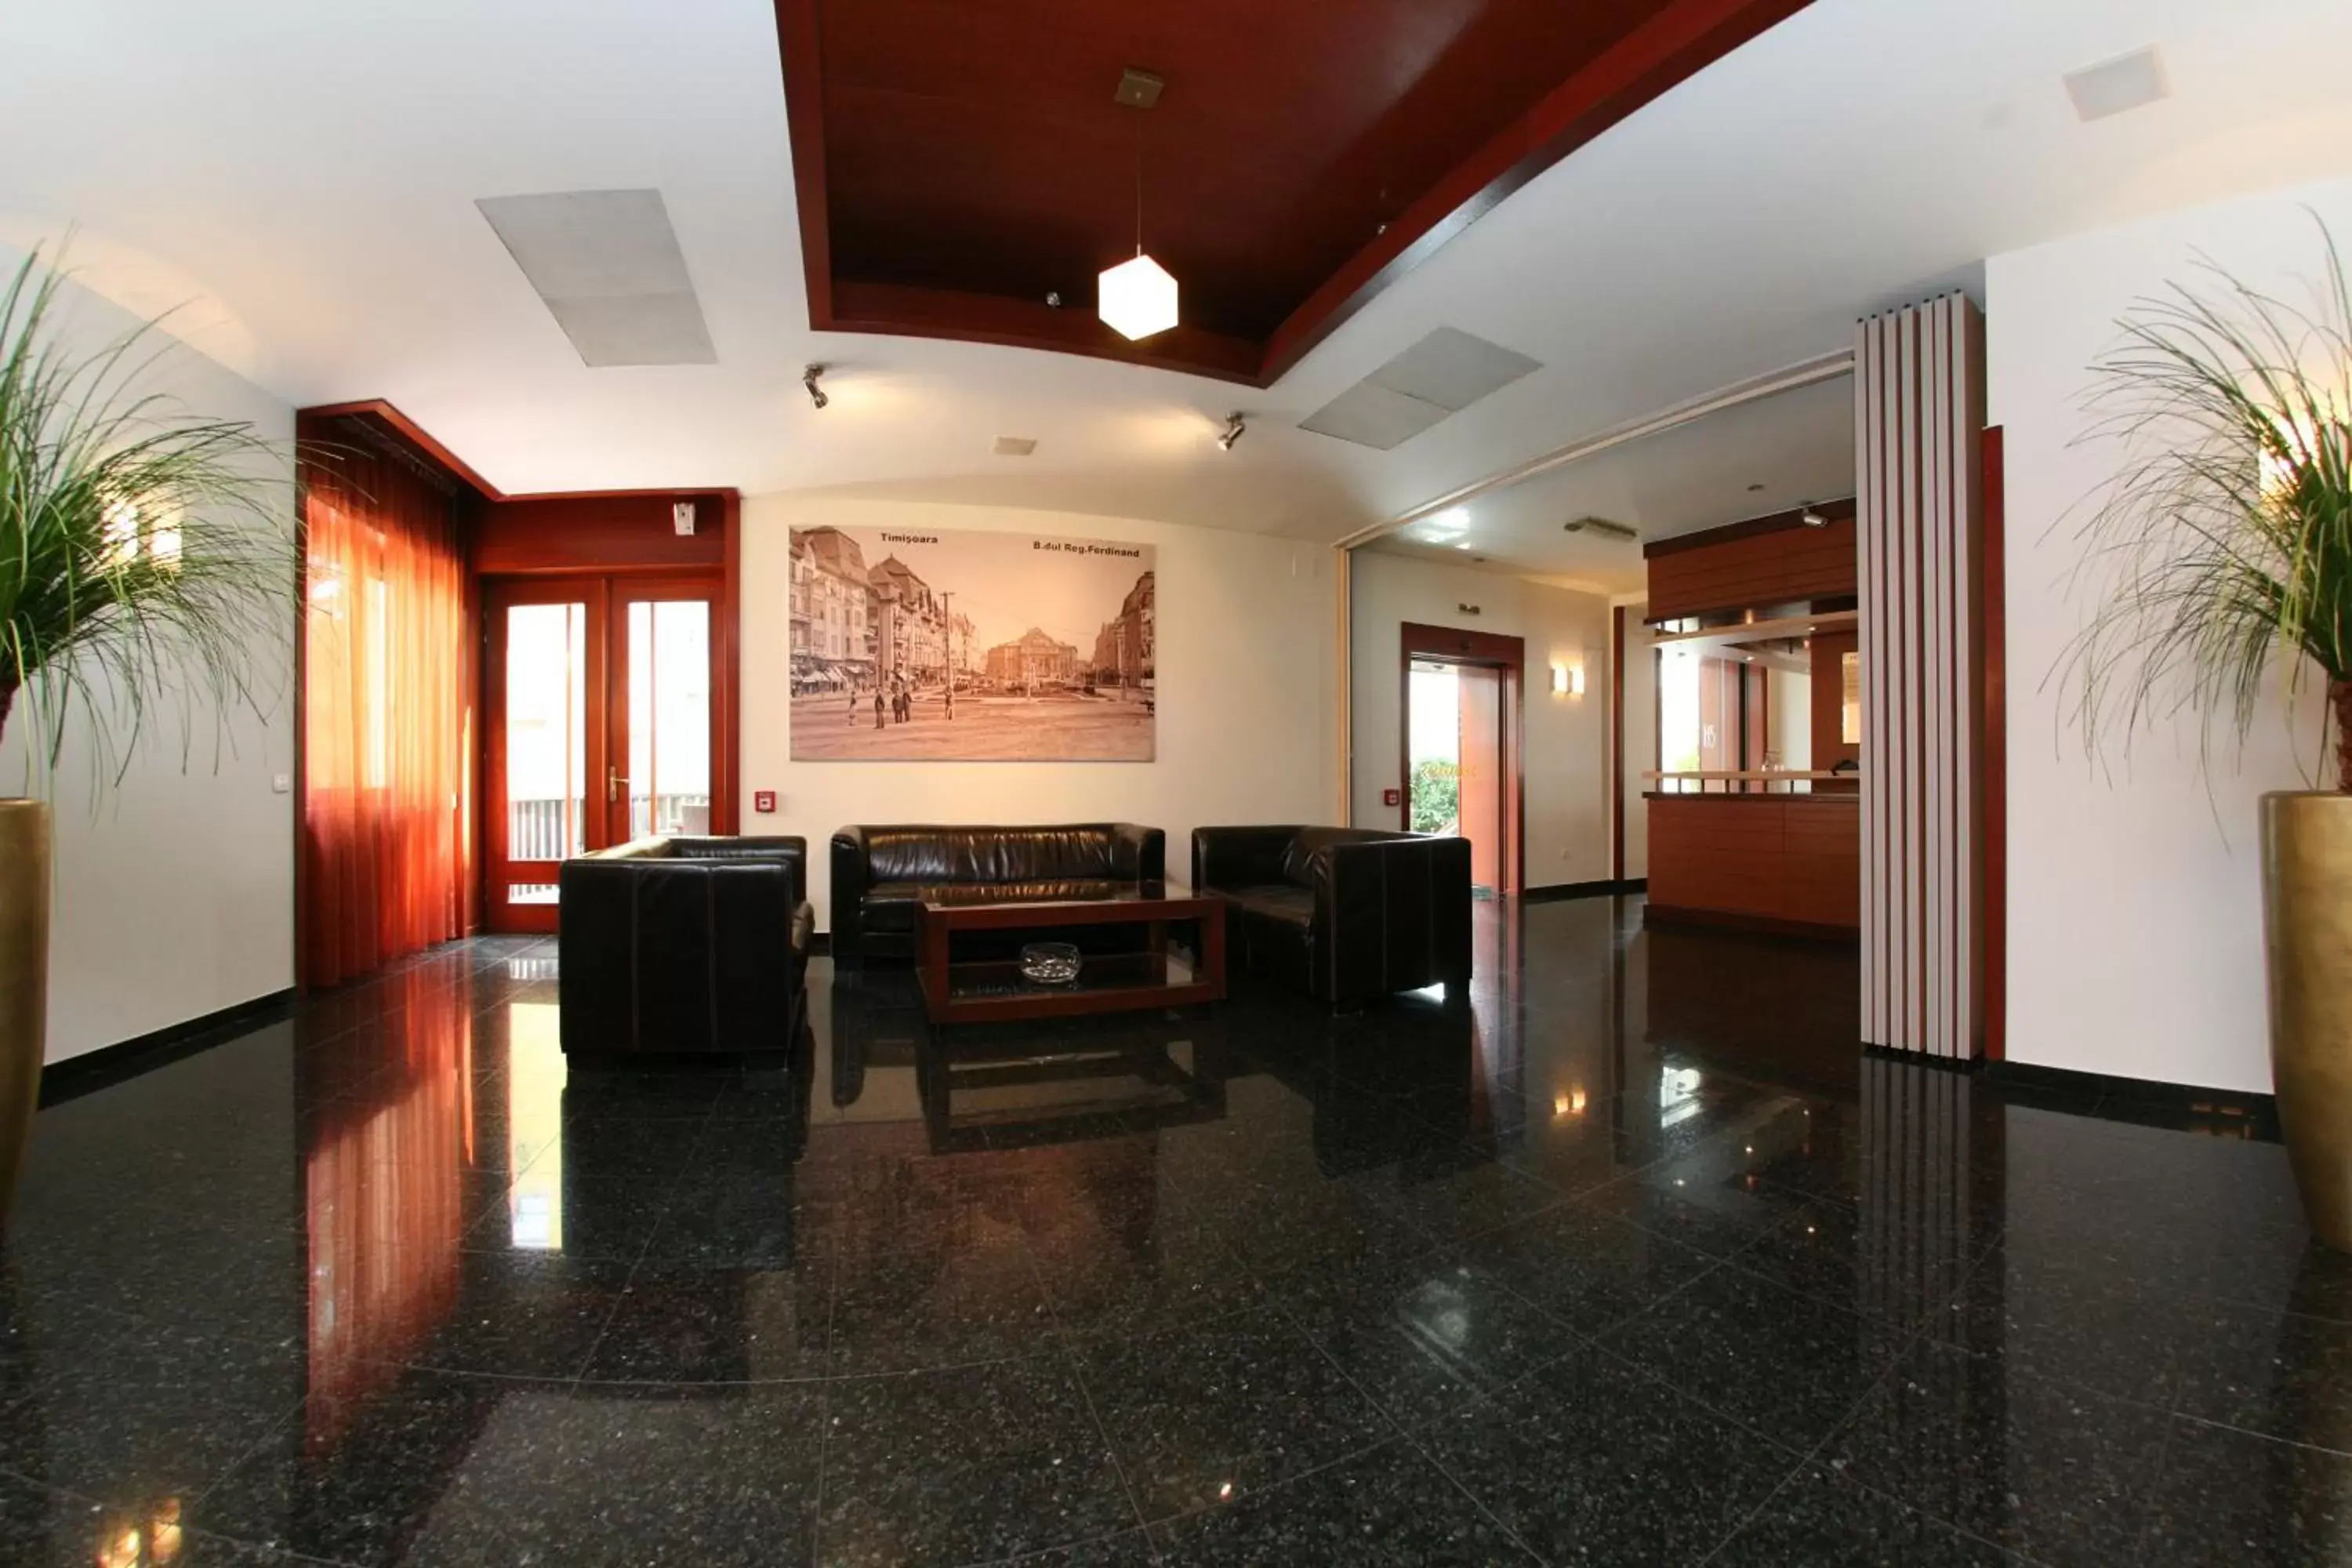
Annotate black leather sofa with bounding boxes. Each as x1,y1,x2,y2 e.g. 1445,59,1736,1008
557,836,814,1054
829,823,1165,967
1192,826,1472,1006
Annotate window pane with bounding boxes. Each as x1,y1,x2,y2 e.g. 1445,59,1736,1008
505,603,586,861
628,599,711,838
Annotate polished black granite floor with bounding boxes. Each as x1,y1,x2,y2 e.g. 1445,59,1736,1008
2,899,2344,1566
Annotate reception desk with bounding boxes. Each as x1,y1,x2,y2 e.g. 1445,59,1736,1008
1645,782,1859,938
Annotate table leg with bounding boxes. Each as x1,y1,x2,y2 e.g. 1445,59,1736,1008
1202,905,1227,1001
919,908,950,1018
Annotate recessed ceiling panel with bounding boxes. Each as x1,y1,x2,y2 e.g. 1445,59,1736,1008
477,190,718,366
1299,383,1455,451
2064,45,2170,123
1368,326,1542,412
544,293,719,368
1301,326,1542,448
777,0,1816,383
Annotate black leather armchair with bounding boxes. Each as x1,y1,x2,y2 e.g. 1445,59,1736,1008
1192,826,1472,1006
829,823,1164,967
558,836,814,1054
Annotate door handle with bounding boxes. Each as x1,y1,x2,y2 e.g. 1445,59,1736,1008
607,766,630,804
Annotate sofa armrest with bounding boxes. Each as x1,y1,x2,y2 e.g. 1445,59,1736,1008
1109,823,1166,882
1192,826,1301,891
585,835,674,861
829,826,872,966
1312,834,1474,1003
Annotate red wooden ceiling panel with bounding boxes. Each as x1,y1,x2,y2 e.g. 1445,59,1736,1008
776,0,1812,382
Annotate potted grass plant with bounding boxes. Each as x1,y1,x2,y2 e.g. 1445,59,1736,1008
0,244,296,1216
2064,216,2352,1247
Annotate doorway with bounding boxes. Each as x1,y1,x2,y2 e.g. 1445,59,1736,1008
1407,660,1509,895
483,575,721,932
1399,623,1523,897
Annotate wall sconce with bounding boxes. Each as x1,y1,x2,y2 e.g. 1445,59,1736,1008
1552,665,1585,697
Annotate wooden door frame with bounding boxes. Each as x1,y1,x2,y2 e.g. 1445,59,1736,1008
1399,622,1526,897
483,577,611,934
481,569,736,933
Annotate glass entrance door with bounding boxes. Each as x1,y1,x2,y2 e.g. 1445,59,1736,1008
486,580,606,933
618,586,717,840
484,576,722,933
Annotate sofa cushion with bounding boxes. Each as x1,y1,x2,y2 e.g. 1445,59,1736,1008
1221,883,1314,929
1222,884,1316,989
862,878,1132,934
863,827,1122,885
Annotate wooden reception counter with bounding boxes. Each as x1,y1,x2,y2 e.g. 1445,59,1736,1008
1644,775,1859,939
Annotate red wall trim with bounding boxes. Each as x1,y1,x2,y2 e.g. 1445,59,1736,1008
1610,606,1627,881
1981,426,2006,1062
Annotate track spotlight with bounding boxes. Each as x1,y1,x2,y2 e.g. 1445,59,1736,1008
1799,505,1828,528
803,364,829,410
1216,412,1246,452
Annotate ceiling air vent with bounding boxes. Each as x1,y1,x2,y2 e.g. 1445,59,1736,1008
2063,45,2169,123
476,189,717,367
1300,327,1541,451
992,436,1038,456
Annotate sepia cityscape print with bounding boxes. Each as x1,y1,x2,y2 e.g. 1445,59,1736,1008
788,524,1156,760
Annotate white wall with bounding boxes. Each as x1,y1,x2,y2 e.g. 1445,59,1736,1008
1348,553,1611,887
1993,177,2352,1093
741,495,1338,932
0,248,298,1062
1618,599,1653,880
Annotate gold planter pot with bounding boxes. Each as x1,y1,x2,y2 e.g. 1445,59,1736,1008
2263,791,2352,1250
0,799,47,1219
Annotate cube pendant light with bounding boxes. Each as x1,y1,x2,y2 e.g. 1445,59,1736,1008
1098,250,1178,341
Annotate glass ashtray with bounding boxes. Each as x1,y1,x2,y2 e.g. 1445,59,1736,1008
1018,942,1083,985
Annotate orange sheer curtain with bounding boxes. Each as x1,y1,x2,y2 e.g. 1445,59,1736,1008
300,419,473,986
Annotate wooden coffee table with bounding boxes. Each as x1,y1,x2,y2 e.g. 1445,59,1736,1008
914,881,1226,1024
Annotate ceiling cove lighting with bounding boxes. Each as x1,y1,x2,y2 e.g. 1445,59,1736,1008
1102,67,1178,341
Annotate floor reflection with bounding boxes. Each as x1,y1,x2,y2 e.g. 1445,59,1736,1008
0,898,2339,1566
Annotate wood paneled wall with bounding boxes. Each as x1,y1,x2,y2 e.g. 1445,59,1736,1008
1644,514,1857,623
1646,795,1859,935
1858,294,1984,1060
471,492,731,575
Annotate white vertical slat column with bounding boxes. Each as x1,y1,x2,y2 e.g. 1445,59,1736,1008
1857,295,1985,1059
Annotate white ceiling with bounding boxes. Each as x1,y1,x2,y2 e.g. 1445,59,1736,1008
3,0,2348,582
1365,372,1860,591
